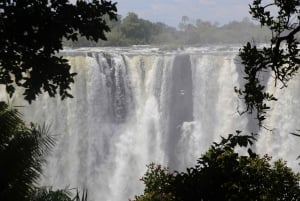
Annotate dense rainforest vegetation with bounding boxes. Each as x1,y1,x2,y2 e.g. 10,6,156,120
65,12,271,47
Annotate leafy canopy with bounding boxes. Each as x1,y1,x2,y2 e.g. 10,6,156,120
132,132,300,201
237,0,300,125
0,0,117,102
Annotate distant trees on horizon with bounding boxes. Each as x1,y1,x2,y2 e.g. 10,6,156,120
65,12,271,47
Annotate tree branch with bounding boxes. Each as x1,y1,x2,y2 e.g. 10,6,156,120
274,24,300,51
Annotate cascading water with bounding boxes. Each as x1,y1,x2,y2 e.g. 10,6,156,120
3,46,300,201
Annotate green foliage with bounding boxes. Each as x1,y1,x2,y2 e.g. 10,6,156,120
120,12,152,44
238,0,300,125
132,163,175,201
0,102,55,201
0,102,89,201
70,12,270,47
30,187,72,201
30,187,88,201
0,0,117,102
0,1,117,200
133,132,300,201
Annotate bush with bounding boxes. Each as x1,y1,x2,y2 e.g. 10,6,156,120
133,132,300,201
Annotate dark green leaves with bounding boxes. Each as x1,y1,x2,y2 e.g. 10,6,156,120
0,102,55,201
30,187,88,201
238,0,300,126
0,0,117,102
132,132,300,201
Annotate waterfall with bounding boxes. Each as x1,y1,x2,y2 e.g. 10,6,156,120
4,46,300,201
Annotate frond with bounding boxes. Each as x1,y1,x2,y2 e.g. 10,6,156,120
0,101,56,201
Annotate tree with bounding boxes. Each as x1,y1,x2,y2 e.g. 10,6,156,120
0,1,118,201
178,16,190,31
30,187,88,201
237,0,300,125
132,163,175,201
0,102,55,201
0,0,117,102
132,132,300,201
120,12,153,44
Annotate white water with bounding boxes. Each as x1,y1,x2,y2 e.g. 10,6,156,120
4,46,300,201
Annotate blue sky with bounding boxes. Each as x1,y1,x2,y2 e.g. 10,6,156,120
115,0,254,27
